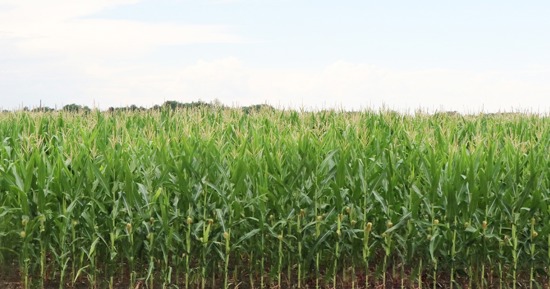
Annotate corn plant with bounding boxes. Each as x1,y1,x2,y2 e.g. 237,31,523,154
0,108,548,288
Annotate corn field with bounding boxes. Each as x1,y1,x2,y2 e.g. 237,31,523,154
0,108,549,289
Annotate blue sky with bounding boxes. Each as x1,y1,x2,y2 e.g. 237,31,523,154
1,0,549,112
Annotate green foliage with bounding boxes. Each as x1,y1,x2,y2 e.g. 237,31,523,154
0,109,548,288
62,103,91,113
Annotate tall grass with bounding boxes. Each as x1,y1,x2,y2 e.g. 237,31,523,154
0,108,548,288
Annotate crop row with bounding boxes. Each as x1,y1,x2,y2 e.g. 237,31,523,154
0,109,548,289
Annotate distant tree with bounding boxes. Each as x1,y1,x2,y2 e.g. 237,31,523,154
183,101,211,109
160,100,213,110
63,104,91,113
162,100,182,110
31,106,54,112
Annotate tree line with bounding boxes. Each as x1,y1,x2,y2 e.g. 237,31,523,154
6,101,275,114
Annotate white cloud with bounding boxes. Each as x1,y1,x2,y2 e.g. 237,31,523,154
77,58,550,113
0,0,140,20
3,53,549,112
0,0,244,109
0,0,242,58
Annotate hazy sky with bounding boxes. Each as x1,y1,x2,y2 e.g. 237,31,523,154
1,0,550,112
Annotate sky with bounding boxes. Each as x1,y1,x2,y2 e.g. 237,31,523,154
1,0,550,113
